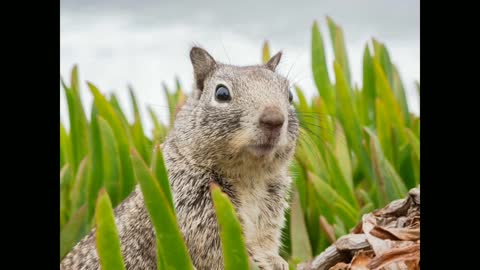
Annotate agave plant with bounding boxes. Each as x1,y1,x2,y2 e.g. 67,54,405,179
60,16,419,269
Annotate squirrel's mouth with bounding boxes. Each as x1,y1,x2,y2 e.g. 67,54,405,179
248,143,276,156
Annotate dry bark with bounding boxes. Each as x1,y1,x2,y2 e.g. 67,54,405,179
297,187,420,270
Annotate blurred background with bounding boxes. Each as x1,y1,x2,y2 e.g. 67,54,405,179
60,0,419,134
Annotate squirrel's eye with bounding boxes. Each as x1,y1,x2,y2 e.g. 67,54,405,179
215,85,231,102
288,90,293,103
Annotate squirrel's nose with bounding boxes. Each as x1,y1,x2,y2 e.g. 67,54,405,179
259,106,285,133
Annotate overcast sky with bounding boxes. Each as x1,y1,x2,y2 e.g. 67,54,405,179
60,0,419,133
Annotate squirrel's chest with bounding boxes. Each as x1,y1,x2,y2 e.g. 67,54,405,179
235,183,284,238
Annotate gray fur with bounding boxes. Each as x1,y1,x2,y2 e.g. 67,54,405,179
60,47,299,270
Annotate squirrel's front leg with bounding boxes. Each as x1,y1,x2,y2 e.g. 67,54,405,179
246,229,288,270
242,205,289,270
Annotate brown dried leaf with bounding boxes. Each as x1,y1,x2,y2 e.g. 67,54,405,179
369,226,420,241
320,216,337,244
328,262,350,270
408,188,420,205
351,221,363,234
367,243,420,270
335,234,370,251
350,250,375,270
405,259,420,270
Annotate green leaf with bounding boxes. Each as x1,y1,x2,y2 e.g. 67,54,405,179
211,183,250,270
334,61,372,181
406,128,420,161
63,80,88,174
294,85,310,115
262,40,271,64
327,16,351,86
60,123,73,170
392,64,411,126
97,116,122,206
109,93,130,128
308,172,358,230
163,82,177,128
313,97,335,147
372,58,408,148
87,107,104,222
129,86,151,163
362,44,375,125
311,21,335,115
365,128,408,205
88,82,136,199
305,181,321,254
95,189,127,270
151,146,174,210
131,149,194,270
60,205,88,261
148,106,168,145
324,144,358,210
290,188,312,262
375,41,394,90
70,65,80,97
60,164,74,229
334,122,352,188
375,99,394,164
71,157,89,214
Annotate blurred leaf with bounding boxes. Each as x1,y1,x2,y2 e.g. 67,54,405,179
109,93,130,128
95,189,126,270
131,149,194,270
365,128,408,205
60,123,73,169
89,82,136,199
334,61,372,181
129,86,151,163
163,82,177,128
294,85,310,115
211,183,250,270
97,116,122,206
87,107,104,222
375,99,394,163
148,106,168,145
311,21,335,115
362,44,375,125
290,188,313,261
306,180,322,253
374,40,394,90
324,144,358,209
63,80,88,174
392,64,411,127
327,16,352,86
71,157,89,214
373,59,406,134
151,146,174,210
60,164,73,229
406,128,420,161
262,40,271,64
313,97,335,147
60,205,87,261
308,172,358,230
334,122,352,187
70,65,80,96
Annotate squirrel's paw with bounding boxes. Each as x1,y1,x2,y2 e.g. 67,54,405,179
255,255,289,270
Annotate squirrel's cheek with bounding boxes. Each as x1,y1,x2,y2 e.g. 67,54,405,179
228,130,253,150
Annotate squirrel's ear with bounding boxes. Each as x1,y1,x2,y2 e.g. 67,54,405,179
190,47,216,91
265,51,282,71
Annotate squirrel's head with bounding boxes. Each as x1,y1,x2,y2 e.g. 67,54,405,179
173,46,299,177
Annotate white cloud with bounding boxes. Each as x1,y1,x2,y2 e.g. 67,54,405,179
61,7,419,136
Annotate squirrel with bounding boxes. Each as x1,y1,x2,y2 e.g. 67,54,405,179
60,46,299,270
